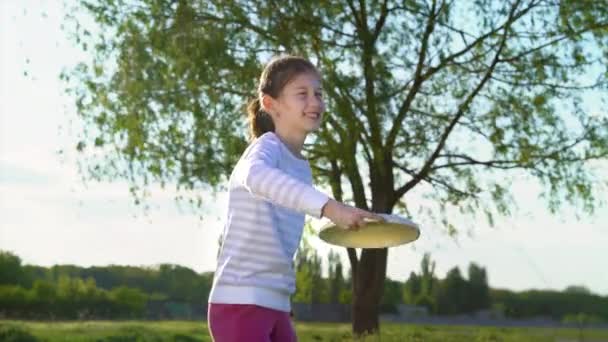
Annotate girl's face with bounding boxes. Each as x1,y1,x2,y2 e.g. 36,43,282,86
263,72,325,135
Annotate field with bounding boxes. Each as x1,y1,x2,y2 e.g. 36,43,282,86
1,320,608,341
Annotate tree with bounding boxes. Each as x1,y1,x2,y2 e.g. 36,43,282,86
109,286,148,318
403,271,421,304
402,253,437,312
63,0,608,334
294,227,327,304
435,267,467,315
380,278,403,313
467,263,490,312
339,271,354,305
0,251,31,287
157,264,200,301
327,250,345,304
564,285,592,295
31,280,58,319
419,253,437,300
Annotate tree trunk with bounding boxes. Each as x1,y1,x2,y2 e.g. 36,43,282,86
351,248,388,336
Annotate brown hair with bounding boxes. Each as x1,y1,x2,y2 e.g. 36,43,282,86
246,55,320,142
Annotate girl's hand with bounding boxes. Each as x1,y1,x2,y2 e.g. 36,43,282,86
321,199,385,230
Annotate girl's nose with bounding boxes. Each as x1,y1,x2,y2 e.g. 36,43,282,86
310,96,324,110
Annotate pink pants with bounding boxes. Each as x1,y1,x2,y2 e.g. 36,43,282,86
207,303,297,342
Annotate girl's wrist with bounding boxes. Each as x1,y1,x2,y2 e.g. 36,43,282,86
321,199,336,218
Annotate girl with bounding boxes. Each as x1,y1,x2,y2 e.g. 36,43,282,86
207,55,383,342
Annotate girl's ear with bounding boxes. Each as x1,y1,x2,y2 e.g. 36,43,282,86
261,95,277,117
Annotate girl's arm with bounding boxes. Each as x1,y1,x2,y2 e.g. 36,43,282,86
235,134,330,218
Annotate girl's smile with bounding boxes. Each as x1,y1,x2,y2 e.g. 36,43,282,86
266,72,325,134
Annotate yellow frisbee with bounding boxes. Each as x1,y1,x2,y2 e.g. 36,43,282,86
318,214,420,248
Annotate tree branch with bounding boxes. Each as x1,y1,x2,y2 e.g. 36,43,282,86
391,0,520,205
385,0,441,150
395,161,479,198
348,248,359,286
371,0,389,44
489,75,604,90
345,0,363,33
431,154,523,170
385,0,538,151
324,151,361,282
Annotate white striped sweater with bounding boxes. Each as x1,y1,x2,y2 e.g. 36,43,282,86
208,132,330,312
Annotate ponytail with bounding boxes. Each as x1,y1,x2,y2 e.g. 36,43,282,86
246,97,275,142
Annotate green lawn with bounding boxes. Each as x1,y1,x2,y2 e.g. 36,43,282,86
1,320,607,341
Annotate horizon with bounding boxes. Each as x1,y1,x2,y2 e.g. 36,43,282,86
2,246,606,297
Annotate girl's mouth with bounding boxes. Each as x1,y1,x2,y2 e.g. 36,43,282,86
304,112,320,120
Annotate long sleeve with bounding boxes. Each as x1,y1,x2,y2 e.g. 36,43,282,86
236,134,330,218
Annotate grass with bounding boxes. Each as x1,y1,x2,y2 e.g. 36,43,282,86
1,320,607,341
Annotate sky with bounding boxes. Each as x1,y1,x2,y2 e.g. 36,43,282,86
1,1,607,296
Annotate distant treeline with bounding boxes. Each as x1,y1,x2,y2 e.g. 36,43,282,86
0,250,213,319
1,249,606,322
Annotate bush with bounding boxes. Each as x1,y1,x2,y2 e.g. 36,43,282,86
563,312,604,326
96,326,162,342
0,324,39,342
172,334,199,342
